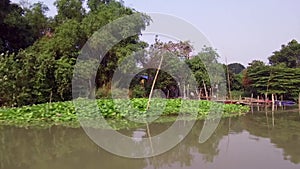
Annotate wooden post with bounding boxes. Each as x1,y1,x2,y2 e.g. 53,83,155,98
265,93,268,105
265,105,270,129
298,93,300,116
298,93,300,110
146,55,164,109
272,105,275,127
183,83,186,99
48,91,53,114
187,84,190,99
167,90,169,99
225,57,232,100
146,52,164,155
251,93,253,105
203,80,208,100
272,94,275,105
199,87,202,100
195,87,200,100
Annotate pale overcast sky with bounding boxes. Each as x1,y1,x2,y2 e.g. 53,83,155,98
12,0,300,66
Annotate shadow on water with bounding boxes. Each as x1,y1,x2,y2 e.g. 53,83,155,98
1,108,300,169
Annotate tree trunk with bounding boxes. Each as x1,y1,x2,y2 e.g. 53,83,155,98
202,80,208,100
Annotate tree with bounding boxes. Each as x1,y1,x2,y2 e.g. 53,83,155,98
242,60,266,96
0,0,52,54
125,37,194,98
245,61,300,99
87,0,112,12
186,47,226,99
228,63,245,74
0,0,151,106
23,2,50,39
0,0,34,53
54,0,85,22
269,39,300,68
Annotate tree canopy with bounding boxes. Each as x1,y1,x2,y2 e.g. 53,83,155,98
269,39,300,68
0,0,150,107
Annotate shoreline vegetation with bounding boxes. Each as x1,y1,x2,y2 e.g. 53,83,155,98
1,0,299,130
0,98,249,129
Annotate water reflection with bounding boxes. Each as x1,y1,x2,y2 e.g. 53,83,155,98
1,110,300,169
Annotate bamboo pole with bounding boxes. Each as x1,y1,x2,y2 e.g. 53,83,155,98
146,55,164,110
183,83,186,99
298,93,300,111
272,104,275,127
48,91,53,114
187,84,190,99
202,80,208,100
225,57,232,100
265,105,270,130
265,93,268,105
145,53,164,154
195,87,200,100
298,93,300,117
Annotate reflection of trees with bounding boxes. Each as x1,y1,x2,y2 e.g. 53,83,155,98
0,126,147,169
241,112,300,164
136,119,231,168
3,113,299,169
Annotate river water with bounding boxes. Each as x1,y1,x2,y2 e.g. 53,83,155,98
1,108,300,169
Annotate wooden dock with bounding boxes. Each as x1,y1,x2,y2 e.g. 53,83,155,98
215,97,273,105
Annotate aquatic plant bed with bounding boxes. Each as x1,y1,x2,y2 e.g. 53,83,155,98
0,98,249,128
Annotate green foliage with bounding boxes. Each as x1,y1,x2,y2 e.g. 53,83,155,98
231,90,244,99
131,85,147,98
0,0,33,53
23,2,50,39
228,63,245,74
186,46,227,97
269,39,300,68
0,99,249,127
224,63,244,91
245,62,300,99
0,0,150,107
54,0,85,22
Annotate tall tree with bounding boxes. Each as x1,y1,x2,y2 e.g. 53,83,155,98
0,0,33,53
242,60,266,95
23,2,50,39
54,0,85,22
228,63,245,74
244,60,300,99
0,0,151,107
269,39,300,68
87,0,112,11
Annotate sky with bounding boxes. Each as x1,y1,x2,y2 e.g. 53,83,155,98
12,0,300,66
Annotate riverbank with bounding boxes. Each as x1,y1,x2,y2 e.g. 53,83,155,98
0,98,250,128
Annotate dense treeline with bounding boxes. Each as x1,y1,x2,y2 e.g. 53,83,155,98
242,40,300,99
1,0,299,107
200,39,300,100
0,0,150,107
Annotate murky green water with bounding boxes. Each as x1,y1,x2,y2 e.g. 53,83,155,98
1,108,300,169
